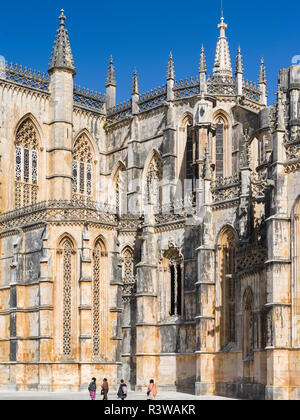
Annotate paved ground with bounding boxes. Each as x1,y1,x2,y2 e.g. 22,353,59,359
0,390,236,400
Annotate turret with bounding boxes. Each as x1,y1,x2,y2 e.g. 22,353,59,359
48,9,75,200
199,45,207,94
235,46,243,96
166,52,175,101
258,57,267,106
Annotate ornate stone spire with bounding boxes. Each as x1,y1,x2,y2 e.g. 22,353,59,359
213,16,232,78
199,45,207,74
49,9,75,74
259,57,267,84
167,52,175,80
131,68,139,95
106,56,116,87
235,46,243,76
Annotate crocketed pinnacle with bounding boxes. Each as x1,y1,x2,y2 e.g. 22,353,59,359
106,56,117,87
49,9,75,74
259,57,267,84
131,68,139,95
199,45,207,74
235,46,243,75
167,52,175,80
213,16,232,78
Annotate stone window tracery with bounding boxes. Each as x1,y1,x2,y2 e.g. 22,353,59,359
72,133,93,200
144,153,162,208
216,119,224,178
15,118,39,208
62,238,74,358
161,247,183,319
121,247,136,302
92,238,108,360
113,164,126,215
218,227,237,348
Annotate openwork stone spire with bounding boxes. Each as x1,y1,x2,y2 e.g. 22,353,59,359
49,9,75,74
131,68,139,95
167,52,175,80
259,57,267,84
106,56,117,87
235,46,243,76
199,45,207,74
213,16,232,78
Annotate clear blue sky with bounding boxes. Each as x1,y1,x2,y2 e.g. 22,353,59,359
1,0,299,105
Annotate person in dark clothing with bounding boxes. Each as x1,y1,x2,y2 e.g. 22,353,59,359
117,379,128,400
88,377,97,400
102,378,109,400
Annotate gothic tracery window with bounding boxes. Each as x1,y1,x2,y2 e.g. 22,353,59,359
121,247,136,302
243,288,254,361
161,247,183,319
218,227,237,348
15,118,39,208
216,119,224,178
144,152,162,209
72,133,93,200
61,238,74,358
92,238,108,360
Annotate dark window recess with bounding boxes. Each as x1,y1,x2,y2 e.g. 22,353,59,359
177,264,182,316
170,265,175,316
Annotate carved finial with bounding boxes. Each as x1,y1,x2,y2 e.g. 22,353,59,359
106,55,116,87
49,9,75,74
59,9,66,26
235,46,243,75
131,68,139,95
259,57,267,84
167,51,175,80
199,45,207,74
213,15,232,78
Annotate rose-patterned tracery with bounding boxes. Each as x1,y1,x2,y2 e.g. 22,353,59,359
72,133,93,200
15,118,39,207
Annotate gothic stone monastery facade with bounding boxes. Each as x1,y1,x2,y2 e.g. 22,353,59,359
0,10,299,400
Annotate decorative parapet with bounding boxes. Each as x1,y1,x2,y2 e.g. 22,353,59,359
242,79,261,102
236,243,267,274
107,99,132,124
174,77,200,99
139,85,167,112
73,84,105,112
0,61,50,92
207,75,236,96
0,199,117,231
211,175,240,207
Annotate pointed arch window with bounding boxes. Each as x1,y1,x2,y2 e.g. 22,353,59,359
218,227,237,348
92,238,108,360
161,247,183,319
243,288,254,361
121,247,136,302
144,153,162,209
15,118,39,208
113,164,127,215
61,238,74,358
216,119,224,178
72,133,94,200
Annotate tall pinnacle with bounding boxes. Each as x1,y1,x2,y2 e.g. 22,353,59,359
106,56,117,87
259,57,267,84
213,16,232,78
167,52,175,80
131,68,139,95
235,46,243,75
199,45,207,74
49,9,75,74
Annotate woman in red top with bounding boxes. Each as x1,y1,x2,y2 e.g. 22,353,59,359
147,379,157,400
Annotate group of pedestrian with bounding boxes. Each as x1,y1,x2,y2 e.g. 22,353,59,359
88,377,157,400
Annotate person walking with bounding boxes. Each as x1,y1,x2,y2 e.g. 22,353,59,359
102,378,109,400
147,379,157,400
117,379,128,400
88,377,97,400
